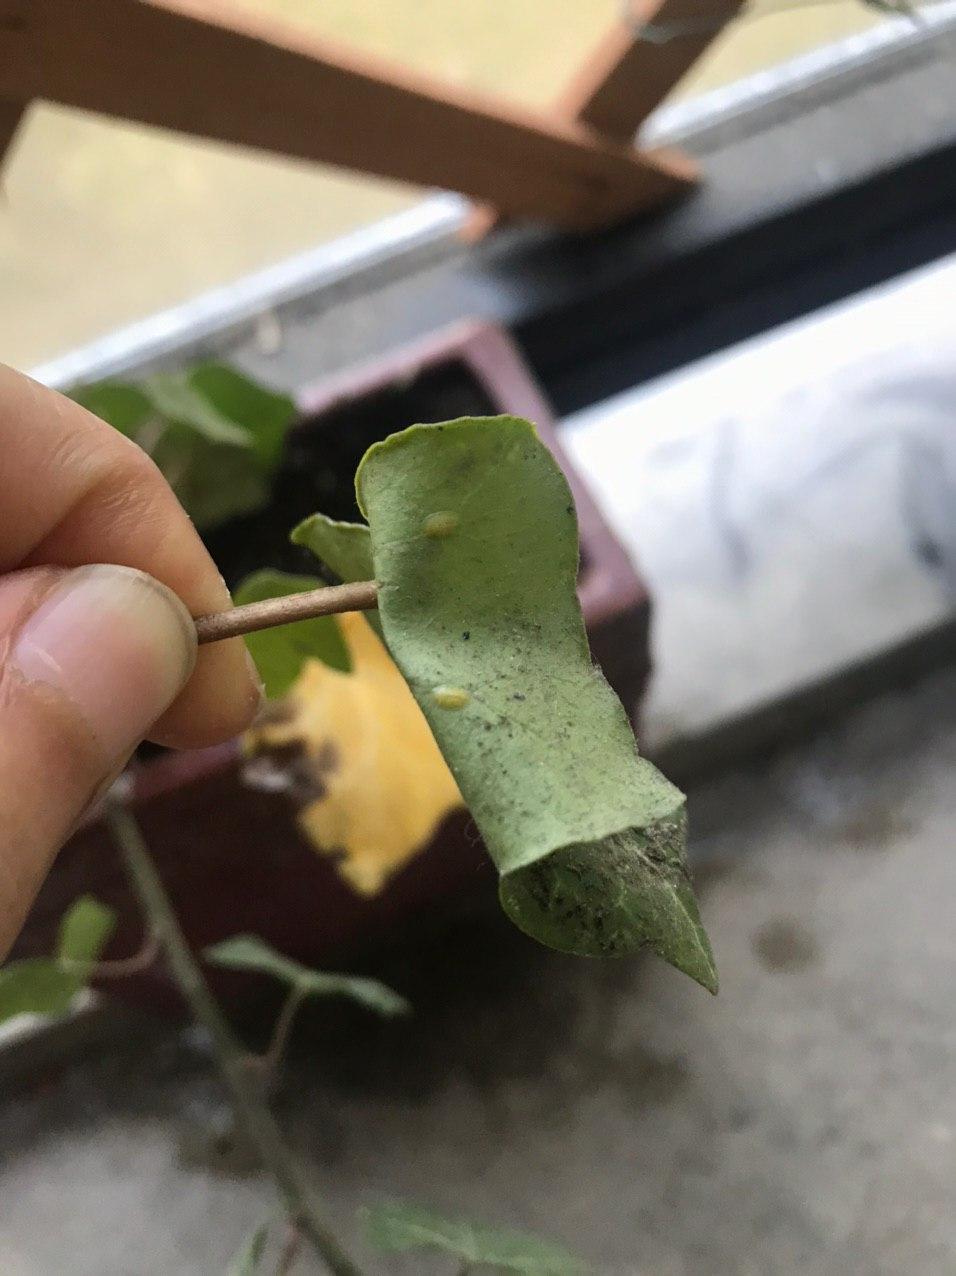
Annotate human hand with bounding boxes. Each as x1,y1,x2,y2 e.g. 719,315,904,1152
0,365,262,957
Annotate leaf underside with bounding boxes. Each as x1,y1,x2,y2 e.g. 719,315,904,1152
343,416,716,992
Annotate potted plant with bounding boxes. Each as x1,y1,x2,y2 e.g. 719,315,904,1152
13,323,654,1005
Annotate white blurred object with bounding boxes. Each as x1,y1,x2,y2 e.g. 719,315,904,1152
563,253,956,745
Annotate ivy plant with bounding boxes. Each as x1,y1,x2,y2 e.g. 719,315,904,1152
70,363,296,531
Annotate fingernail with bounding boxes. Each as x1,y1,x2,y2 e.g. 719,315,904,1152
12,565,197,762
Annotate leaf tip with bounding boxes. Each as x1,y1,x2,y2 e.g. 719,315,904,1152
499,818,719,994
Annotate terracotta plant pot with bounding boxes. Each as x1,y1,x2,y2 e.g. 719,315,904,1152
13,321,651,1009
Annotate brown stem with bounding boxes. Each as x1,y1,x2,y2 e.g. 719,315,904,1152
104,801,364,1276
59,932,160,980
194,580,378,646
261,984,307,1083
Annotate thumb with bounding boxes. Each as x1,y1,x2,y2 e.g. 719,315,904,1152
0,564,196,957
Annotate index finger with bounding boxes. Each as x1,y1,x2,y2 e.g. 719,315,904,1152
0,364,261,747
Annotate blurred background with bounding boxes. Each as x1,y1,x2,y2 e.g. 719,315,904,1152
3,0,883,370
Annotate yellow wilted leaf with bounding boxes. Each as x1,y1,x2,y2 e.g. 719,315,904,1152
244,611,463,895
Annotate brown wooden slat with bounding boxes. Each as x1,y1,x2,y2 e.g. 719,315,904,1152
0,98,26,166
560,1,744,140
0,0,694,230
467,0,742,238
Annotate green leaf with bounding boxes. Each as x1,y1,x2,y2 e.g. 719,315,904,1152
144,373,254,448
361,1201,588,1274
354,416,716,992
227,1222,269,1275
70,381,153,436
71,364,294,532
188,363,296,469
0,960,80,1024
204,935,410,1017
292,512,373,581
57,895,117,974
291,513,383,639
233,570,351,698
151,423,269,532
0,896,116,1025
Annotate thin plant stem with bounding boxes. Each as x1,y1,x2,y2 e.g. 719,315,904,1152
104,801,365,1276
59,932,160,980
262,984,307,1082
276,1220,304,1276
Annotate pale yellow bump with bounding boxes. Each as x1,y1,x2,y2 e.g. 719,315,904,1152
432,685,471,710
422,511,459,538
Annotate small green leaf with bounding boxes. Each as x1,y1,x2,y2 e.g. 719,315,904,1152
188,363,296,469
71,364,295,532
291,513,383,639
70,381,153,436
361,1201,588,1273
151,424,269,531
353,416,716,992
0,896,117,1026
0,960,79,1025
233,570,351,698
204,935,409,1017
57,895,117,973
144,373,254,448
227,1222,269,1275
292,512,373,581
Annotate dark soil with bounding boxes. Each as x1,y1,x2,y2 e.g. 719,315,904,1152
203,360,496,588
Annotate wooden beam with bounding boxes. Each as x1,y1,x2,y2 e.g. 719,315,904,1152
0,98,26,166
467,0,742,238
558,1,744,141
0,0,694,230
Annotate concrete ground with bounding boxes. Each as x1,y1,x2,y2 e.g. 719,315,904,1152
1,663,954,1275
